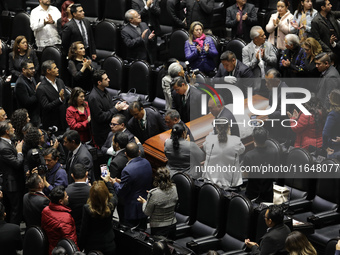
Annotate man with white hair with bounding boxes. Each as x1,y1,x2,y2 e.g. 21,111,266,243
279,33,306,78
242,26,277,79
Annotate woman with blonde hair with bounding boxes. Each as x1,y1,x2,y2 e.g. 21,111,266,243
302,37,322,77
323,89,340,159
79,179,117,254
184,21,218,75
285,231,317,255
9,35,39,82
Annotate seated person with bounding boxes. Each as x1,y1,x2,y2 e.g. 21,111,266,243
67,41,95,92
245,204,291,254
184,21,218,75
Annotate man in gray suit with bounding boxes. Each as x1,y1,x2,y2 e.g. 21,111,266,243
315,52,340,109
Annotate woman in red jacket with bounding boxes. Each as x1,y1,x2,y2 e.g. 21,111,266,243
66,87,91,143
288,97,326,149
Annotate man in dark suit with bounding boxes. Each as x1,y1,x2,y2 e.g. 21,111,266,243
63,130,94,184
14,60,40,127
132,0,161,35
215,51,254,98
65,163,90,238
62,3,97,60
112,143,152,229
88,70,129,148
36,60,68,133
167,0,186,29
243,127,274,203
315,52,340,109
226,0,257,43
127,101,168,144
121,9,156,63
245,204,291,254
0,202,23,255
23,173,50,228
171,76,204,123
0,121,24,225
101,113,144,156
311,0,340,54
164,109,194,140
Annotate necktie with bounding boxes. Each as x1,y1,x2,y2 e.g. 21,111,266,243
139,119,145,130
79,20,89,48
181,95,186,105
136,25,142,35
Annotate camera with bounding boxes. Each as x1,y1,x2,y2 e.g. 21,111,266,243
37,164,48,176
46,126,64,144
31,148,48,176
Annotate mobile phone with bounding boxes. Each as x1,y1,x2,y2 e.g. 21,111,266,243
250,115,258,127
100,164,108,177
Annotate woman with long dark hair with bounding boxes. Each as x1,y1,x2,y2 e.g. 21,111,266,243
23,127,45,174
66,87,91,143
79,180,117,255
285,231,317,255
68,41,94,91
57,1,74,36
202,118,245,189
11,108,30,141
288,97,326,149
164,123,205,178
137,167,178,239
9,35,39,82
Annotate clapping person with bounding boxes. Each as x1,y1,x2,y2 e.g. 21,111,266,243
68,41,95,92
57,1,74,36
301,37,323,78
66,87,91,143
184,21,218,75
137,167,178,239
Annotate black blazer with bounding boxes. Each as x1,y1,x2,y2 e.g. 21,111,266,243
36,77,68,131
66,144,93,183
121,22,153,62
62,18,96,55
15,74,40,127
109,149,128,179
172,85,204,123
0,139,24,192
127,108,168,144
23,191,50,228
132,0,161,35
65,182,90,236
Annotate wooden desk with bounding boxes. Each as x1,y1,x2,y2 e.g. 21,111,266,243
143,95,269,168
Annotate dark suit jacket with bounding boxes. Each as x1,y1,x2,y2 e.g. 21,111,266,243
88,86,118,148
0,220,22,255
172,85,204,123
109,149,128,179
251,223,291,255
127,107,168,144
317,65,340,110
15,74,40,127
311,11,340,53
113,157,152,220
65,182,90,237
132,0,161,35
23,191,50,228
66,144,93,183
36,77,68,131
121,22,153,62
62,18,96,55
167,0,186,28
0,138,24,192
225,3,257,43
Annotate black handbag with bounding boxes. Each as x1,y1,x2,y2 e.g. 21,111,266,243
118,88,149,105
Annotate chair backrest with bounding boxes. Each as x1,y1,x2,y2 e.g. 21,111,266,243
206,34,220,69
11,12,34,44
168,29,189,62
127,60,151,95
195,72,206,85
224,38,246,61
102,55,124,91
57,239,78,255
0,41,9,75
265,138,282,165
325,239,338,255
192,183,224,238
172,172,196,224
23,226,48,255
3,0,25,12
104,0,126,21
88,251,104,255
221,194,253,251
95,20,117,61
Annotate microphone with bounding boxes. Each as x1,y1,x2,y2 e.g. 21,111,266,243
206,144,215,168
230,153,237,188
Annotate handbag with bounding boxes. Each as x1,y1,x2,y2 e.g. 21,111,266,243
273,184,290,205
118,88,149,105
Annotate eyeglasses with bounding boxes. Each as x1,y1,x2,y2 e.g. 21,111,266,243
109,123,120,127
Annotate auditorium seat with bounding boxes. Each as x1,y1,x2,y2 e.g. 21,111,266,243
127,60,151,96
151,66,166,113
57,239,78,255
222,38,246,61
94,20,117,62
11,12,34,45
0,41,9,75
103,0,127,26
23,226,48,255
168,29,189,62
102,55,124,93
175,183,225,251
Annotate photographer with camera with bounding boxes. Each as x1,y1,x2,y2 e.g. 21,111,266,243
40,127,66,165
42,147,68,196
23,173,50,228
